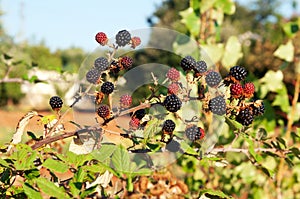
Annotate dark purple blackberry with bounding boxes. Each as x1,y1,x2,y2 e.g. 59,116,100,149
162,119,176,133
49,96,63,110
194,60,207,74
229,66,248,81
133,109,146,120
251,102,265,116
166,140,180,152
163,94,182,113
94,57,109,71
205,71,222,87
115,30,131,47
101,81,114,94
120,56,133,69
86,68,100,84
236,107,254,126
180,56,196,71
209,96,226,115
97,105,111,120
185,125,205,142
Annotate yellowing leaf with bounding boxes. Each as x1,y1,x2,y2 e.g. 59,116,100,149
221,36,243,68
201,44,224,64
179,7,201,37
274,40,294,62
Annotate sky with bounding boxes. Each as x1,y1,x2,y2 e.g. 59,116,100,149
1,0,300,52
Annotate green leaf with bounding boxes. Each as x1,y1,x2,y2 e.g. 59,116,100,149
69,182,82,197
0,158,9,167
73,167,86,182
179,7,201,37
143,118,159,143
36,178,69,198
40,115,57,125
201,44,224,64
221,36,243,68
24,183,43,199
173,36,199,58
27,131,38,141
91,143,116,163
42,159,68,173
65,151,92,167
290,147,300,159
180,141,198,155
274,40,294,62
272,86,289,113
214,0,236,15
112,145,131,174
282,21,299,38
276,137,287,149
200,0,216,13
259,70,284,98
199,189,231,198
245,136,262,163
225,116,243,130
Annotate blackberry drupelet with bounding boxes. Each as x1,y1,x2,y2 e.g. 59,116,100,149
94,57,109,71
101,81,114,95
163,94,182,113
49,96,63,110
209,96,226,115
162,119,176,133
205,71,222,87
86,68,100,84
180,56,196,71
115,30,131,47
185,125,205,142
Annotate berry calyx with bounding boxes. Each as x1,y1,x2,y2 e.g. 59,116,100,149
86,68,100,84
185,125,205,142
120,56,133,70
180,56,196,71
131,36,141,48
243,82,255,98
95,32,108,46
168,83,180,95
101,81,114,95
163,94,182,113
49,96,63,111
205,70,222,87
94,57,109,72
166,68,180,82
129,118,140,130
115,30,131,47
162,119,176,134
230,83,243,99
120,94,132,108
209,96,226,115
97,105,111,120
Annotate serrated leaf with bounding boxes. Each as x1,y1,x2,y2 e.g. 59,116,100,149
24,183,43,199
225,117,243,130
42,159,68,173
112,145,131,174
179,7,201,37
199,189,231,199
274,40,294,62
36,178,69,198
64,151,92,168
92,143,116,163
221,36,243,68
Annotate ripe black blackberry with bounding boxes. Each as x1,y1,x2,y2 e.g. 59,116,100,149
209,96,226,115
132,109,146,120
100,81,114,95
180,56,196,71
162,119,176,133
185,125,205,142
86,68,100,84
94,57,109,71
194,60,207,74
224,66,248,85
205,71,222,87
251,101,265,116
115,30,131,47
166,140,180,152
163,94,182,113
49,96,63,110
97,105,111,120
236,107,254,126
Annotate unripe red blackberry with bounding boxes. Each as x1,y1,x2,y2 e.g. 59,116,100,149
162,119,176,134
163,94,182,113
120,94,132,108
205,70,222,87
49,96,63,111
230,83,243,99
95,32,108,46
185,125,205,142
97,105,111,120
209,96,226,115
166,140,180,152
129,118,140,130
243,82,255,98
120,56,133,70
131,36,141,48
180,56,196,71
94,57,109,71
115,30,131,47
86,68,100,84
166,68,180,82
194,60,207,75
101,81,114,95
236,107,254,126
168,83,180,95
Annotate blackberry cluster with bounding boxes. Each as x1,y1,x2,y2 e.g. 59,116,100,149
86,68,100,84
97,105,111,120
94,57,109,71
185,125,205,142
180,56,196,71
236,107,254,126
205,71,222,87
115,30,131,47
101,81,114,95
209,96,226,115
49,96,63,110
162,119,176,133
163,94,182,113
194,60,207,74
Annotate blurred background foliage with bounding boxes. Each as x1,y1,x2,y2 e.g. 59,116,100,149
0,0,300,198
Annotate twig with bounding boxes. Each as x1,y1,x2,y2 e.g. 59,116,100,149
0,78,26,84
207,147,290,156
